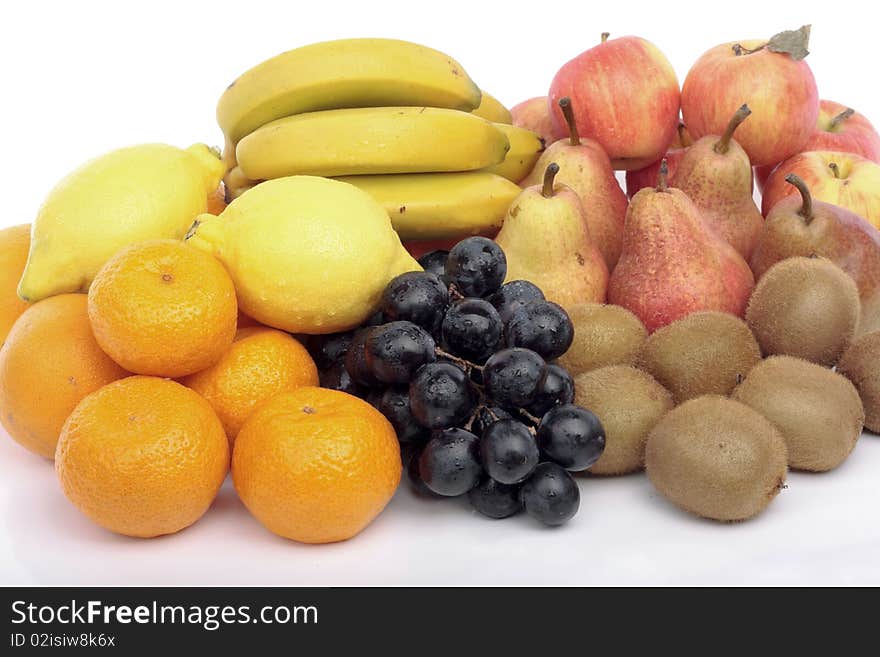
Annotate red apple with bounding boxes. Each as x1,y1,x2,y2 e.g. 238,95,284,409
510,96,556,145
681,34,818,167
755,100,880,191
761,151,880,229
548,34,680,171
624,122,693,197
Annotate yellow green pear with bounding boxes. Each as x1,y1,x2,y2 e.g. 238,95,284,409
186,176,420,334
19,143,224,302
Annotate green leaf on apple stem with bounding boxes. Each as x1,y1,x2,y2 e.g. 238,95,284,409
766,24,811,60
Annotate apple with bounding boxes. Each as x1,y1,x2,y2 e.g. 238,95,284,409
625,148,687,199
548,34,680,171
761,151,880,229
755,100,880,191
681,36,818,167
510,97,556,145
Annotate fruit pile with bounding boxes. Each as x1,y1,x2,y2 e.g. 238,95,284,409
0,25,879,547
312,236,604,525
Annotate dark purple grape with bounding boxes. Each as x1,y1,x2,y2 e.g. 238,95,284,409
365,321,435,384
319,361,366,398
378,387,427,444
409,362,477,429
471,405,513,436
483,348,547,409
310,331,354,370
468,477,523,519
521,462,580,526
441,298,503,363
480,419,540,484
488,280,545,323
505,300,574,360
417,250,449,280
537,404,605,472
344,328,379,387
418,428,483,496
525,364,575,416
445,237,507,297
381,271,449,333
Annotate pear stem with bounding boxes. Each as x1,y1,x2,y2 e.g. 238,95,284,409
715,104,751,154
656,159,669,192
829,108,855,131
828,162,841,178
542,162,560,198
785,173,814,224
601,32,610,43
558,97,580,146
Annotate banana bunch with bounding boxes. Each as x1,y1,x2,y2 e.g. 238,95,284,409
216,38,542,239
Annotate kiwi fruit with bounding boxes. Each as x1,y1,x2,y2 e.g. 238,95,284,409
645,396,787,522
574,365,673,475
733,356,864,471
837,331,880,433
745,257,860,367
557,303,647,376
635,311,761,404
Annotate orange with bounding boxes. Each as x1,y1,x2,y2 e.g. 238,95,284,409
0,294,129,458
88,239,237,378
0,224,31,344
180,327,319,443
56,376,229,538
233,387,401,544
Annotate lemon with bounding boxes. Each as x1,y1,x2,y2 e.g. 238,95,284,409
186,176,420,334
19,144,224,302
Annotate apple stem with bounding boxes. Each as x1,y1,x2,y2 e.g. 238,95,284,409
542,162,560,198
784,174,814,224
715,104,751,154
601,32,610,43
828,162,841,179
677,121,687,144
829,108,855,131
732,42,766,56
656,159,669,193
558,97,580,146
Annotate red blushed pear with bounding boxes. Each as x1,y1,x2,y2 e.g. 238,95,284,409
753,174,880,335
672,104,764,260
496,163,608,310
510,96,556,145
549,33,680,170
755,100,880,191
608,161,755,333
521,97,627,269
761,151,880,229
625,122,692,199
681,25,818,167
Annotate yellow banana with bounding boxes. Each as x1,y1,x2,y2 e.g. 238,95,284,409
484,124,545,182
236,107,510,179
217,38,482,144
473,91,513,124
223,165,259,202
337,172,521,240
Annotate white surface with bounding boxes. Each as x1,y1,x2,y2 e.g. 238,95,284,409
2,0,880,586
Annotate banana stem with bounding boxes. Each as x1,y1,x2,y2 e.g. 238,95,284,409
829,108,855,131
542,163,560,198
601,32,610,43
715,104,751,154
558,97,580,146
785,174,814,224
657,159,669,192
829,162,841,178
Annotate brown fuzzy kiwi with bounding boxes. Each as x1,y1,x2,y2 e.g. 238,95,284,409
837,331,880,433
645,396,787,522
574,365,673,475
732,356,864,471
745,257,860,367
634,311,761,404
557,303,647,376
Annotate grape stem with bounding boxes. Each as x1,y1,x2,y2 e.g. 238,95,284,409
518,408,542,426
434,347,481,372
447,283,465,301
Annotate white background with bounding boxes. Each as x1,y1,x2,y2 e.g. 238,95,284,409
1,0,879,585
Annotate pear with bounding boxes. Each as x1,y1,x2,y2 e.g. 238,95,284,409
751,174,880,335
608,161,755,332
496,163,608,310
671,105,763,260
521,98,627,269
